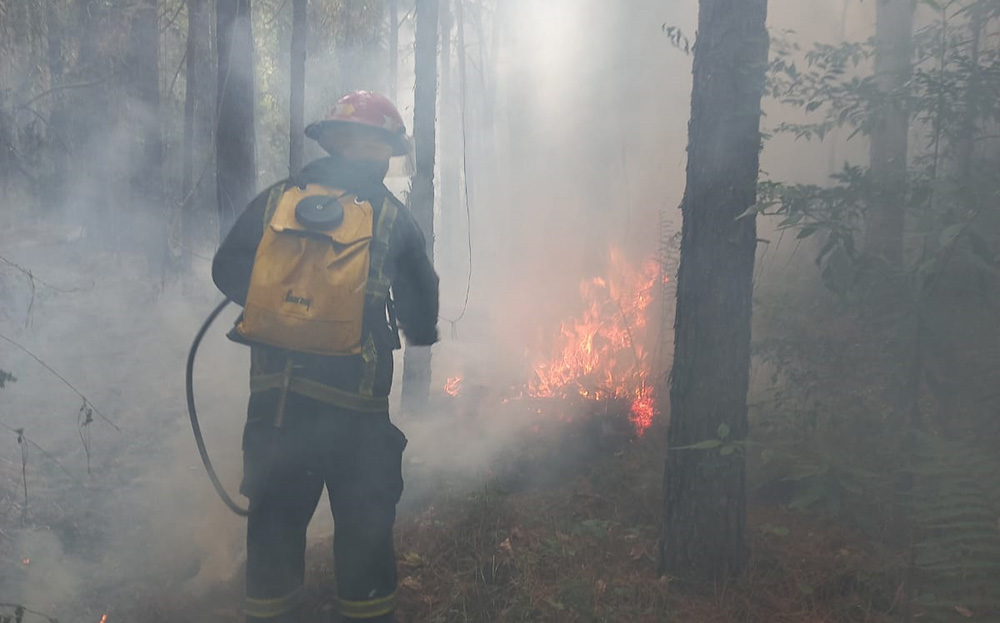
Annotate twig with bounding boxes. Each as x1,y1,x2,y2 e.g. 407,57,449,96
160,0,186,34
0,421,77,482
18,74,117,108
77,403,93,476
264,0,290,26
16,429,28,522
0,602,60,623
0,253,84,327
0,332,120,432
0,255,94,294
166,47,189,103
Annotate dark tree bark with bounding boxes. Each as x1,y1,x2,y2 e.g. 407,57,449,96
70,0,113,238
864,0,914,264
659,0,769,585
289,0,307,176
388,0,398,102
128,0,162,200
216,0,257,239
955,7,982,193
438,0,460,271
44,0,69,210
183,0,216,249
401,0,438,411
126,0,167,276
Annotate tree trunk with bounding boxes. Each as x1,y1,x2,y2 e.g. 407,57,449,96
388,0,398,102
864,0,914,265
71,0,111,239
127,0,166,277
659,0,768,586
44,0,69,211
183,0,216,250
289,0,307,176
401,0,438,411
439,0,461,273
216,0,257,240
955,9,982,194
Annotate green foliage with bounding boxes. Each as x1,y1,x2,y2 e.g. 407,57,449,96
781,452,877,516
751,8,1000,616
907,434,1000,621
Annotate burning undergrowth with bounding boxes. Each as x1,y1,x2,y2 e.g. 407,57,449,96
442,246,665,439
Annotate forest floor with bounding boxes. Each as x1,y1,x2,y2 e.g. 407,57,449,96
119,412,901,623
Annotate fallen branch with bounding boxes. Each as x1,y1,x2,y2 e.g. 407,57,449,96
0,420,78,482
0,601,60,623
0,332,119,432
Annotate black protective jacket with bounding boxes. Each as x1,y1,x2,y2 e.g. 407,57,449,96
212,155,439,404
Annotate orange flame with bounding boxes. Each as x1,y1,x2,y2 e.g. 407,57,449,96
99,615,107,623
444,376,462,397
527,247,660,434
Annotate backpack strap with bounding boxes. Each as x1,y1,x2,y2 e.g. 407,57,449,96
359,195,400,397
365,195,399,305
261,183,288,228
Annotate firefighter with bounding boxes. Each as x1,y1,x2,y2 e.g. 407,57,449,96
212,91,439,623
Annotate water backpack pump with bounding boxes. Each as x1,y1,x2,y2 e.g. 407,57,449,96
187,185,383,517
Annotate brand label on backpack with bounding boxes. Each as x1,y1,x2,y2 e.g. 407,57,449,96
237,184,373,356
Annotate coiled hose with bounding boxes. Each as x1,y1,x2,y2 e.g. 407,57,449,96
185,299,249,517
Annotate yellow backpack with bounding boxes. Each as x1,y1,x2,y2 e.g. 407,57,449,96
236,184,374,356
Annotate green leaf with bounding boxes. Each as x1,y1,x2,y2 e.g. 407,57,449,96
939,223,964,248
546,598,566,611
797,224,819,239
788,490,823,510
717,423,731,439
673,439,724,451
720,445,736,456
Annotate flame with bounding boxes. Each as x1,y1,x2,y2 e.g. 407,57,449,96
527,247,661,434
21,558,30,565
99,615,107,623
444,376,462,397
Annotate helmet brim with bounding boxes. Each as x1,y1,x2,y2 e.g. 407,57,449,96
305,120,409,156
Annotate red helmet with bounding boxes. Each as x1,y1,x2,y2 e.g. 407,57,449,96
305,91,408,156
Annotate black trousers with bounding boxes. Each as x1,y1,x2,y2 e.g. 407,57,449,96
241,391,407,623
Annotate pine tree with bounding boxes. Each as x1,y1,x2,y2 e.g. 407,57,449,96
659,0,769,585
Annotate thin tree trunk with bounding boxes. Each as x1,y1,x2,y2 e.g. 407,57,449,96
455,0,469,206
183,0,216,251
216,0,257,239
827,0,850,174
659,0,769,585
402,0,439,411
44,0,69,211
389,0,398,102
439,0,460,272
128,0,166,277
955,9,982,193
289,0,307,176
864,0,914,264
71,0,110,239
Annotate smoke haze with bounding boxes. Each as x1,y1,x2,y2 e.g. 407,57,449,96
0,0,891,618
